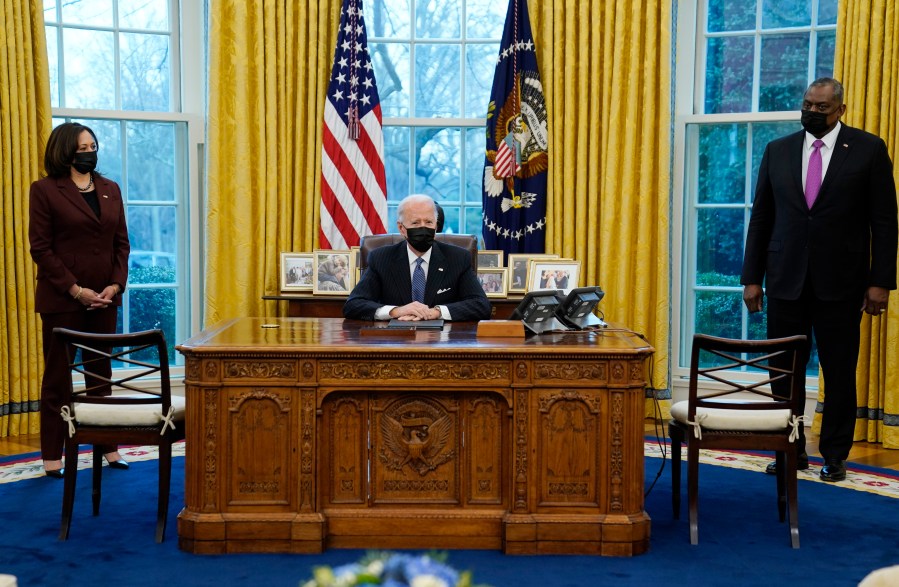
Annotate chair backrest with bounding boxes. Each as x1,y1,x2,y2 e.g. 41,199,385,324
686,333,807,420
359,233,478,270
53,328,173,414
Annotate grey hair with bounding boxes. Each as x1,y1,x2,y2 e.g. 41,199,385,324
396,194,438,224
808,77,844,104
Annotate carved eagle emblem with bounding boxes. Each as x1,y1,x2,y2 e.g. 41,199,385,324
379,410,453,476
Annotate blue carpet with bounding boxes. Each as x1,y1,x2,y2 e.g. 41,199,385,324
0,450,896,586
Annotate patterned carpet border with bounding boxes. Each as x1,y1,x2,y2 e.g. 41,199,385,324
3,440,898,500
644,439,899,499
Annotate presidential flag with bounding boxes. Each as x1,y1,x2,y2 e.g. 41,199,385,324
482,0,548,255
320,0,387,249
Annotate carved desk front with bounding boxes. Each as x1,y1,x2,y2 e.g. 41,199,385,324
176,317,653,555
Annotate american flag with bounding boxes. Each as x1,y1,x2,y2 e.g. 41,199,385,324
494,131,521,178
320,0,387,249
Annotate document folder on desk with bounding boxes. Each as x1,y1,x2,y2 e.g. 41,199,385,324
386,319,445,330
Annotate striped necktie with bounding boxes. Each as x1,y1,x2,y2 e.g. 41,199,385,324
411,257,425,303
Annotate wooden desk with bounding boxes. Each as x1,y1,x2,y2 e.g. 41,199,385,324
176,317,653,555
263,293,524,319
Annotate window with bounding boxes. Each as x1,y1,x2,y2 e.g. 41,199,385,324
44,0,203,365
675,0,838,376
369,0,505,234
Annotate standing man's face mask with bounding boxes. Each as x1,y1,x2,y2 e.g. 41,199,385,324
404,226,436,252
800,110,831,136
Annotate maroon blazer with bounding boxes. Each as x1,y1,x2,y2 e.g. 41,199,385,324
29,175,130,314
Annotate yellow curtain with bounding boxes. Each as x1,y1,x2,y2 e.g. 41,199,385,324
205,0,672,416
0,0,51,437
205,1,334,325
819,0,899,448
532,1,672,418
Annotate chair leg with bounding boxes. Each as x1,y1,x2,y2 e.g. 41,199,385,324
92,448,103,516
687,442,700,545
785,450,800,548
59,439,79,540
669,424,683,520
774,451,787,522
156,441,173,543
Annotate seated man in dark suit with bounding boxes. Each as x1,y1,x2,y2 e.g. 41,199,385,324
344,194,491,322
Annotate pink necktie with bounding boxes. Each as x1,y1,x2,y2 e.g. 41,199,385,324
805,139,824,208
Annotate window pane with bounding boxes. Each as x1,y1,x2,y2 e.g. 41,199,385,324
415,0,461,39
705,36,753,113
119,0,169,31
46,26,59,107
43,1,56,23
61,0,113,26
818,0,839,25
62,29,116,109
441,205,460,234
750,121,798,194
464,42,499,118
466,0,506,38
121,33,171,111
414,44,461,117
371,42,410,117
697,124,747,204
759,33,808,112
463,206,482,236
762,0,810,29
126,287,177,362
815,30,836,79
464,127,485,204
695,291,743,339
126,121,176,200
413,127,461,198
707,0,756,32
127,205,177,277
384,126,411,202
696,208,745,285
370,0,411,38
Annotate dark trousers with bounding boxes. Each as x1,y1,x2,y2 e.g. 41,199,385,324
39,307,118,461
767,288,862,462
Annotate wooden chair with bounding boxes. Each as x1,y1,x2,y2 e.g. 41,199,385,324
668,333,807,548
359,233,478,270
54,328,186,543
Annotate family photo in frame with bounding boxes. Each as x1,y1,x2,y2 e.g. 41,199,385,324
312,249,355,295
476,267,508,298
508,253,559,293
279,252,314,292
527,259,581,295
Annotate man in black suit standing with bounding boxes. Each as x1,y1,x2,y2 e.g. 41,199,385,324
344,194,491,322
741,78,898,482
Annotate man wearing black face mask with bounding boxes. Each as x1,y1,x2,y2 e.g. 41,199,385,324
343,194,490,321
741,78,898,482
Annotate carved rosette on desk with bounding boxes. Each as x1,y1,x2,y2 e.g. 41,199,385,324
176,318,653,557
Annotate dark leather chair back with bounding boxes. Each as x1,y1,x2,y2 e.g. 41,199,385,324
359,234,478,270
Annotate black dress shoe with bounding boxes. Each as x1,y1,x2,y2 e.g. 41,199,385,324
764,452,809,475
820,460,847,482
106,457,129,470
44,468,64,479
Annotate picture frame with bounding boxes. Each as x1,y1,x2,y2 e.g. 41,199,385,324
477,250,504,268
476,267,509,298
507,253,560,293
312,249,355,296
526,259,581,295
280,252,315,292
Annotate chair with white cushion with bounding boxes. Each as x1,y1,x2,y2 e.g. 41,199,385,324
54,328,186,543
669,333,807,548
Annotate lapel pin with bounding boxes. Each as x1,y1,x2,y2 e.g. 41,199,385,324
842,144,848,148
438,267,444,272
102,194,108,198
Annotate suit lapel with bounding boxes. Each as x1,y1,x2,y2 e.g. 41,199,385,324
424,242,447,304
817,126,852,202
787,132,805,204
57,177,101,223
392,242,413,298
